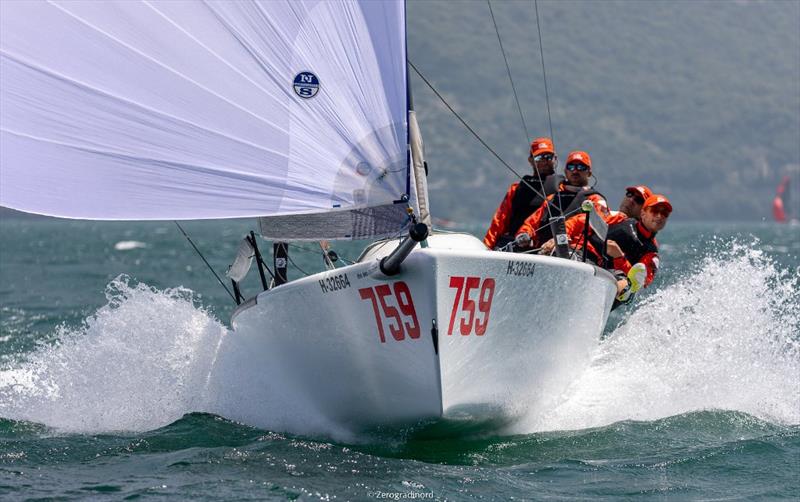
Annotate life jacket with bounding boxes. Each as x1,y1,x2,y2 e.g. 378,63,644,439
535,185,604,244
507,174,563,235
606,218,658,265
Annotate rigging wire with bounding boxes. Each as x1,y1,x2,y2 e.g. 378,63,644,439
533,204,584,234
251,239,278,282
286,251,311,277
408,60,518,176
487,0,529,143
534,0,555,144
408,60,546,204
410,0,563,237
487,0,556,226
173,221,236,303
289,243,355,266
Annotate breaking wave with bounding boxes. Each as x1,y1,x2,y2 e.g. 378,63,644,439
0,277,227,432
521,239,800,432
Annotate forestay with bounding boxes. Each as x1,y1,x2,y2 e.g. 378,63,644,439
1,0,410,239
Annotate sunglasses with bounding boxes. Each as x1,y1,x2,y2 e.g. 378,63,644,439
625,191,645,204
648,207,671,217
533,153,555,162
565,163,589,172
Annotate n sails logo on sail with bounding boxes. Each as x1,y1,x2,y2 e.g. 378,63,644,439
293,71,320,99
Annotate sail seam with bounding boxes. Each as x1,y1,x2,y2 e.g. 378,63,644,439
0,51,290,160
142,0,289,107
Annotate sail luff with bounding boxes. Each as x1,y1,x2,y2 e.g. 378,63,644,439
409,110,432,229
406,33,431,231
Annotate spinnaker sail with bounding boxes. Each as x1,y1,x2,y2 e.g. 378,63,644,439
1,0,410,239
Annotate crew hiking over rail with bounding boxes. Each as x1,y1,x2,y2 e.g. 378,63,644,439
483,141,674,307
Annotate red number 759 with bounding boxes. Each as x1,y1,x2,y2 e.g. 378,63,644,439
447,276,495,336
359,281,420,343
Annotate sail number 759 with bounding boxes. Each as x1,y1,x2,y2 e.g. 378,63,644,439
359,282,420,343
447,276,496,336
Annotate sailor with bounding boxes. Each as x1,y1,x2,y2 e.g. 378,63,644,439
616,185,653,220
538,184,654,257
483,137,562,249
607,194,673,302
514,150,609,250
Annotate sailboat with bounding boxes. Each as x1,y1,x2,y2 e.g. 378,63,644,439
0,1,616,432
773,175,799,225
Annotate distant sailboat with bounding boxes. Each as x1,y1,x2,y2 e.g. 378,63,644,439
773,176,789,223
773,175,799,224
0,0,617,433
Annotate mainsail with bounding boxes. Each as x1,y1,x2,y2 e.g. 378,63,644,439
1,0,411,239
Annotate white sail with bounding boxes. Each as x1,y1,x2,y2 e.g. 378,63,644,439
0,0,409,236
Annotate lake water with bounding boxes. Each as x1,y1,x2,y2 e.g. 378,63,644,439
0,217,797,500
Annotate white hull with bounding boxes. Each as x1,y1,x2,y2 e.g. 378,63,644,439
221,233,616,433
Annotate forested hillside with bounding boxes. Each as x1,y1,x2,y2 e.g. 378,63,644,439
407,0,800,222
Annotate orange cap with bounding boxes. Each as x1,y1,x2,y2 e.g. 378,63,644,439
625,185,654,201
530,137,555,156
565,150,592,168
643,194,673,213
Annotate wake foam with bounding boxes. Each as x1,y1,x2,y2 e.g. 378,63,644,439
521,239,800,432
0,276,227,432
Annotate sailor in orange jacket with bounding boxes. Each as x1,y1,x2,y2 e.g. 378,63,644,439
514,150,609,249
606,194,672,292
615,185,653,221
539,184,654,257
483,137,561,249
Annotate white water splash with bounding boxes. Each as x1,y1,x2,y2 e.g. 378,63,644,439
0,276,354,439
0,276,228,432
521,240,800,432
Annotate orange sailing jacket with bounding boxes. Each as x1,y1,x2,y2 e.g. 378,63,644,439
484,182,521,249
552,211,661,287
483,175,556,249
560,210,627,263
515,185,609,248
605,218,660,287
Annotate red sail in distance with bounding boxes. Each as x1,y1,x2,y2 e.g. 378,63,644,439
772,176,790,223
